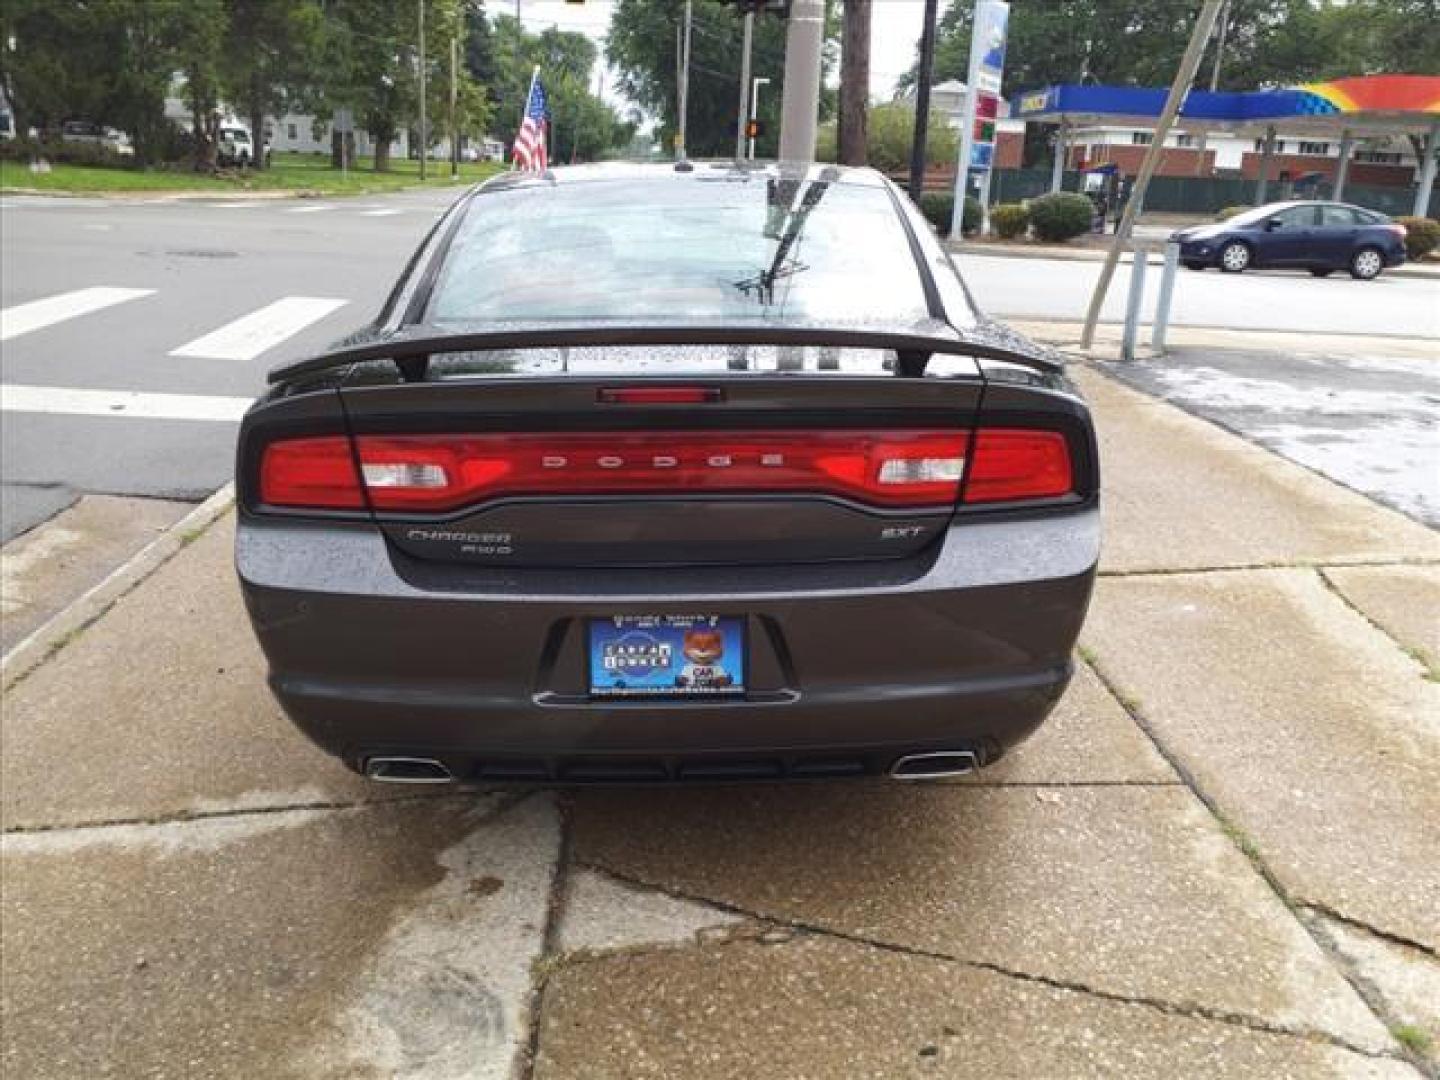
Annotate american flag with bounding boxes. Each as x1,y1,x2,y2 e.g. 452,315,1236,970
512,75,549,172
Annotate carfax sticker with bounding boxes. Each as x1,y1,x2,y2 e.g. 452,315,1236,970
588,615,746,698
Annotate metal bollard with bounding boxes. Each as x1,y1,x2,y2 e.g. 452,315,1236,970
1120,248,1149,362
1151,241,1181,353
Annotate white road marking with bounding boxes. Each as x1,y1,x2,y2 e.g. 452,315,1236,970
212,201,264,209
0,287,155,343
285,204,335,214
169,296,348,361
359,208,402,217
0,384,251,422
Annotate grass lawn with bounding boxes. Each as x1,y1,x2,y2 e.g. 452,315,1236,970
1,152,506,196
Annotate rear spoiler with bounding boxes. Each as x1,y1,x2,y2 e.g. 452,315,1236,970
267,320,1065,385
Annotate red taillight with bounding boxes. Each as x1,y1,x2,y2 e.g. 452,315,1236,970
351,430,970,511
964,429,1073,503
256,427,1077,512
259,435,365,509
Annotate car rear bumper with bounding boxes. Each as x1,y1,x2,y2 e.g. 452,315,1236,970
237,507,1100,781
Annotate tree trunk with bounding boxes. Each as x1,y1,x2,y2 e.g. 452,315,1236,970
247,72,267,170
192,102,219,172
838,0,871,166
372,124,394,172
248,102,266,169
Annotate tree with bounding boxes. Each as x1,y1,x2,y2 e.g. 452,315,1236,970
818,101,955,173
838,0,871,165
315,0,420,171
477,14,627,162
173,0,228,170
607,0,803,158
0,0,185,164
220,0,325,169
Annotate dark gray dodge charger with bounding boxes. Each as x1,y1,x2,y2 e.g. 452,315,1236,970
236,162,1100,785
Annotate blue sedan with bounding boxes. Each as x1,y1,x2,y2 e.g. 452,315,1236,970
1172,201,1408,280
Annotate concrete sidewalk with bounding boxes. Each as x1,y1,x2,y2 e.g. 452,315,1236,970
2,367,1438,1078
946,237,1440,279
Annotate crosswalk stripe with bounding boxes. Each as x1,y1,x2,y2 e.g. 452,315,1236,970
0,384,251,422
169,296,348,362
1,287,156,343
285,204,335,214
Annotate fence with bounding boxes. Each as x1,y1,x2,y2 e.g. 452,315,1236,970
977,168,1440,219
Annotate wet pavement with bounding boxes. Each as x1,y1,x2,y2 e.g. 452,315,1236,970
1101,346,1440,527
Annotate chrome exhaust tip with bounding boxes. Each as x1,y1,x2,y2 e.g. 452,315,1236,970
364,756,455,784
888,750,980,780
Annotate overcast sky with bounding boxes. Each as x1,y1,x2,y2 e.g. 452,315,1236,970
510,0,947,113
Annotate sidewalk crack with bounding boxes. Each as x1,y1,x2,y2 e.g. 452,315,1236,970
520,793,574,1080
1099,556,1440,579
1315,567,1439,682
0,787,516,838
1078,652,1429,1072
1301,903,1439,962
572,862,1408,1064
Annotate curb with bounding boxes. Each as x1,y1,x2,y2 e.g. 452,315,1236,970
947,241,1440,279
0,483,236,692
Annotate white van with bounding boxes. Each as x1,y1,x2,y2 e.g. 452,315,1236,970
217,125,256,166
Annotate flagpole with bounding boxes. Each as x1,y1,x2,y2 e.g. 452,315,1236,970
513,64,539,170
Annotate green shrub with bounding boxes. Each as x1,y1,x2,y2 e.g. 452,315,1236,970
918,192,981,236
865,102,958,174
1395,216,1440,260
991,202,1029,239
0,136,134,169
1215,205,1251,221
1027,192,1094,242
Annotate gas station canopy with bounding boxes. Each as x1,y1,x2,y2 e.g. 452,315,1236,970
1011,74,1440,213
1012,74,1440,137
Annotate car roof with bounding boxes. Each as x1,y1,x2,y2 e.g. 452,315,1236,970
476,160,892,197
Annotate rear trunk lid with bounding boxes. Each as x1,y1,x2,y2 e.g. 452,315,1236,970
335,343,985,567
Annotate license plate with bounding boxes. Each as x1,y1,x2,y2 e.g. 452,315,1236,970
588,615,746,699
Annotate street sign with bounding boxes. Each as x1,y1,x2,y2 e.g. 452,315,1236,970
949,0,1010,239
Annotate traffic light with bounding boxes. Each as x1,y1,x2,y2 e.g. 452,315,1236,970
717,0,792,15
746,119,764,140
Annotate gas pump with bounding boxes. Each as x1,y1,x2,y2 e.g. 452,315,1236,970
1081,163,1119,233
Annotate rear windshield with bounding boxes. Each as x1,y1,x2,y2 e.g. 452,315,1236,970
426,174,934,329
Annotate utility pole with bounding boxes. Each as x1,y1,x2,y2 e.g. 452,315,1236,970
1080,0,1224,351
1193,0,1228,176
449,34,459,178
418,0,427,181
778,0,825,161
735,11,754,161
677,0,693,160
839,0,871,165
907,0,939,200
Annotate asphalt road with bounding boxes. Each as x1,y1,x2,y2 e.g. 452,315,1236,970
955,251,1440,338
0,188,461,540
